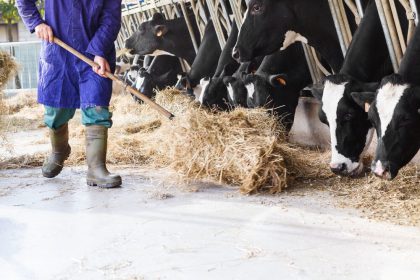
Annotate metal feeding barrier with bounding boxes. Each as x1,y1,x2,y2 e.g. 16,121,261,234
0,41,41,91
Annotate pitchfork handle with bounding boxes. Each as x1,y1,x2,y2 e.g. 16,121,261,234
53,37,175,120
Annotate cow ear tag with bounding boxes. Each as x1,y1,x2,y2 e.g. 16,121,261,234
277,77,287,86
157,30,164,37
364,103,371,113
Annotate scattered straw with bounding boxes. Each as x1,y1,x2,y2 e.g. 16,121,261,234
1,87,419,226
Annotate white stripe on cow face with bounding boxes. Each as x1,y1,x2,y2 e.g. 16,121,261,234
198,78,210,105
322,81,360,173
135,76,145,90
227,83,234,102
376,82,407,137
246,83,255,100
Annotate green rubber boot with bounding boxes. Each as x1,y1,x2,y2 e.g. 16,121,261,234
86,125,122,188
42,123,71,178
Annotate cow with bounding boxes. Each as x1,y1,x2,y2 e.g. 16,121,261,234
127,55,183,103
125,12,199,66
227,44,311,132
232,0,345,73
351,25,420,180
310,0,397,177
199,59,263,109
176,20,222,96
188,22,241,101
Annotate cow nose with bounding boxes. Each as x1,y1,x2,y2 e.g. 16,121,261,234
330,163,346,174
232,47,240,61
372,161,391,179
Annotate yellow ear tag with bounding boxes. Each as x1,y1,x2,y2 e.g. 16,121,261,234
277,77,287,86
364,102,370,113
157,30,163,37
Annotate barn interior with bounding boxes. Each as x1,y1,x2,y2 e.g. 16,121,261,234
1,0,420,279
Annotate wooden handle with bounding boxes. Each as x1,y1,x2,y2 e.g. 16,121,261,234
53,37,175,120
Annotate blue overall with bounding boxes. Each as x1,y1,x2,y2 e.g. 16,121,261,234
16,0,122,128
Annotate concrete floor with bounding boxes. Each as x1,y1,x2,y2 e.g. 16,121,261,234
1,167,420,280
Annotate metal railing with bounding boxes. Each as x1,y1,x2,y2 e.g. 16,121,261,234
0,41,41,90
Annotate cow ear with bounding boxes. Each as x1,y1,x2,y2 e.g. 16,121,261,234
268,74,287,88
154,25,168,37
222,76,235,86
152,13,165,22
309,83,324,100
351,92,376,112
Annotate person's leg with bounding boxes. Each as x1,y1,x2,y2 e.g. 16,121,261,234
82,106,121,188
42,106,76,178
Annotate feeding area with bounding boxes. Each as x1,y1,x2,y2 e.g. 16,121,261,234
1,0,420,279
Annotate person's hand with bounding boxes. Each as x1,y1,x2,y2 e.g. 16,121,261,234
35,23,54,43
93,56,111,78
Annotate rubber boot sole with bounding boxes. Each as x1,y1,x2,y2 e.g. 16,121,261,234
42,146,71,178
86,177,122,188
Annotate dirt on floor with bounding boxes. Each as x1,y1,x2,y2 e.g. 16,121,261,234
0,88,419,227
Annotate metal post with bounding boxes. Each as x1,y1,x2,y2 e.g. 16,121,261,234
180,0,200,53
375,0,400,72
328,0,348,56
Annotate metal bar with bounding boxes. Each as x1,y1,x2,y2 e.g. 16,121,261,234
409,0,419,25
205,0,227,48
381,0,403,64
375,0,400,71
389,0,406,52
328,0,348,56
355,0,365,17
180,0,200,53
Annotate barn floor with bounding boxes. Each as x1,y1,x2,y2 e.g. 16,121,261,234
1,165,420,280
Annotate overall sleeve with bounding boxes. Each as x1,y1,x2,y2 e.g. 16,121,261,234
15,0,44,33
86,0,122,58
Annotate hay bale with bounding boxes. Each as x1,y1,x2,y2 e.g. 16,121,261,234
130,89,326,194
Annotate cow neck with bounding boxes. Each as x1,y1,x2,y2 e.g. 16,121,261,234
398,25,420,86
292,0,344,73
339,0,392,82
163,16,198,65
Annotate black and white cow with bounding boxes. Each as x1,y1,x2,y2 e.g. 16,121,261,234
127,55,183,103
227,44,311,131
176,20,222,95
352,24,420,179
191,22,241,102
310,0,397,176
199,59,263,109
125,12,199,65
233,0,345,72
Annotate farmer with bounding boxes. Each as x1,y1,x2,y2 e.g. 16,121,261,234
16,1,122,188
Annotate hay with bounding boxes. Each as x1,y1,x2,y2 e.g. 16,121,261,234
0,50,18,90
2,86,420,226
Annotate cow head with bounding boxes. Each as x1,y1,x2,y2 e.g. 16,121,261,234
233,0,298,62
223,75,248,107
311,74,378,177
198,77,229,110
245,73,287,108
125,13,170,56
352,74,420,180
175,74,197,97
131,68,155,103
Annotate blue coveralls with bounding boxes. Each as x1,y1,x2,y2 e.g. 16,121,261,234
16,0,122,129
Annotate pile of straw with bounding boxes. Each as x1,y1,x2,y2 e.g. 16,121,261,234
0,50,19,133
0,50,18,90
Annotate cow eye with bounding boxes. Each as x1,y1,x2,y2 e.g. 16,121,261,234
252,3,262,13
344,113,353,121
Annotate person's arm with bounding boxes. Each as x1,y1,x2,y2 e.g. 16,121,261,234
16,0,53,42
86,0,122,59
15,0,44,33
